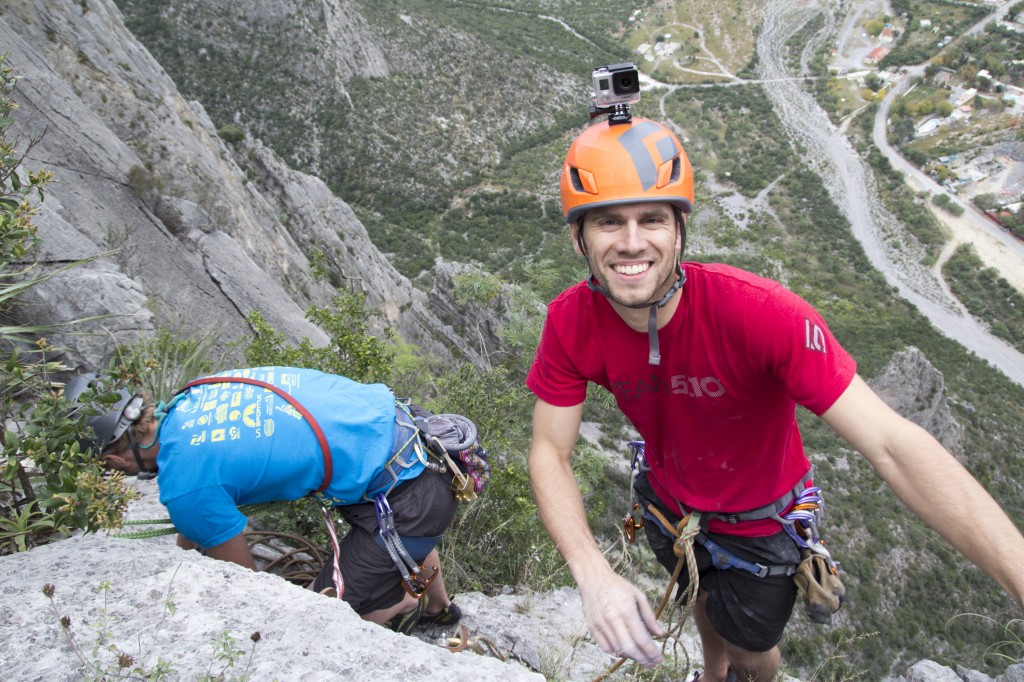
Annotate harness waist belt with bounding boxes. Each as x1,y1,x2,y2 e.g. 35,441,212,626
699,470,814,525
363,404,428,500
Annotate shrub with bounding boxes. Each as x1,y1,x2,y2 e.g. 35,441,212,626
216,123,245,144
0,54,137,550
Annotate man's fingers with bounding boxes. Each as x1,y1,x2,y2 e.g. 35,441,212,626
621,594,664,666
593,595,663,667
579,573,665,667
636,593,666,638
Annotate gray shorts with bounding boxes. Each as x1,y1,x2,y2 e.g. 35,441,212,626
313,467,457,615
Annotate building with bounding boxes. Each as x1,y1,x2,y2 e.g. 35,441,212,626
954,87,979,108
916,118,942,136
864,46,891,65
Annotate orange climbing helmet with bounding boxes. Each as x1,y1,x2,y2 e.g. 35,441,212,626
560,117,694,225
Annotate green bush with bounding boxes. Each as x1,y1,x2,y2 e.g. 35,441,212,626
932,192,965,216
0,54,137,551
216,123,245,144
243,290,394,385
942,244,1024,353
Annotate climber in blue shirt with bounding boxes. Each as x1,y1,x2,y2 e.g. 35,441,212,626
68,366,466,633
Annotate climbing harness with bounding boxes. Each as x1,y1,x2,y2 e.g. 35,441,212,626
625,442,812,576
358,402,433,502
623,441,844,620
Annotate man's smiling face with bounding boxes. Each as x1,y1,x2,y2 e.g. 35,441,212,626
573,202,681,310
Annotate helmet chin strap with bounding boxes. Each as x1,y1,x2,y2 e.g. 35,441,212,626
128,433,158,480
586,263,685,365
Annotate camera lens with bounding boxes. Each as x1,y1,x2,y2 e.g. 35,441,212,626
612,71,640,95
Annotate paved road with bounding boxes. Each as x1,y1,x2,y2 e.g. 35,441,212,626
757,0,1024,387
873,5,1024,295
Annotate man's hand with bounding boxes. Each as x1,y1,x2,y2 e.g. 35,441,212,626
578,569,665,667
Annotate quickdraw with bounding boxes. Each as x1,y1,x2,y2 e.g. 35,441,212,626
374,492,438,598
773,485,841,579
621,441,648,545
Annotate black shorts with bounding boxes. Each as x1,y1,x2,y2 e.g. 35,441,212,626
635,473,800,652
313,467,457,615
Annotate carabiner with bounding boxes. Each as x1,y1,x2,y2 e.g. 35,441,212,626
622,503,644,544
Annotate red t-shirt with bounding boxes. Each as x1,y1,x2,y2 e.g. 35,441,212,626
526,262,857,536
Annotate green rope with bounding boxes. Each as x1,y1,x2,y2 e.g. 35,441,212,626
111,502,280,539
112,525,179,539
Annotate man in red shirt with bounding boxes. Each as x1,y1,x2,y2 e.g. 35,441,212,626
526,115,1024,681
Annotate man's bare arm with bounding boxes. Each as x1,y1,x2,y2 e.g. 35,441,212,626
529,399,664,665
177,532,257,570
822,374,1024,609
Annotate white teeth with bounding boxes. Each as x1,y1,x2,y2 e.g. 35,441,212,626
615,263,650,275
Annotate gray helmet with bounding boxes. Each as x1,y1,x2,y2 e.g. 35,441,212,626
64,373,142,455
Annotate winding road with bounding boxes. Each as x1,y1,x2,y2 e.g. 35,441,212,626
755,0,1024,387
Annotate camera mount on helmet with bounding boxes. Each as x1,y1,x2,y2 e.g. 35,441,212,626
589,63,641,125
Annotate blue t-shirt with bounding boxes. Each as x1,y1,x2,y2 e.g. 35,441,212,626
156,367,417,549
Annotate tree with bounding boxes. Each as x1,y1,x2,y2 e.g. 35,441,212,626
973,193,1000,211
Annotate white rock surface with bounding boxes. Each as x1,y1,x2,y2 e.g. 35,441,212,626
0,532,543,681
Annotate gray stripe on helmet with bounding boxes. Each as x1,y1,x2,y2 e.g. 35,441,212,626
618,121,679,191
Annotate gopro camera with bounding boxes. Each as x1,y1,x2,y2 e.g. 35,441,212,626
591,63,641,109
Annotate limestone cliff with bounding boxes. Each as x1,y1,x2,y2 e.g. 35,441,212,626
0,0,484,370
869,346,965,458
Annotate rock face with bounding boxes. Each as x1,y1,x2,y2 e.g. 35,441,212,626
868,346,965,457
0,534,542,682
0,478,692,681
881,660,1024,682
0,0,483,371
428,260,520,364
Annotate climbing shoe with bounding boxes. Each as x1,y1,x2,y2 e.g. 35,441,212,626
418,602,462,627
388,596,428,635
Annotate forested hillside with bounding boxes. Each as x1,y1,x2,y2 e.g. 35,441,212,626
102,0,1024,677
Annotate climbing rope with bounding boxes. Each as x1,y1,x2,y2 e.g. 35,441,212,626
110,502,280,539
110,503,330,588
244,529,327,587
592,508,702,682
110,517,178,539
